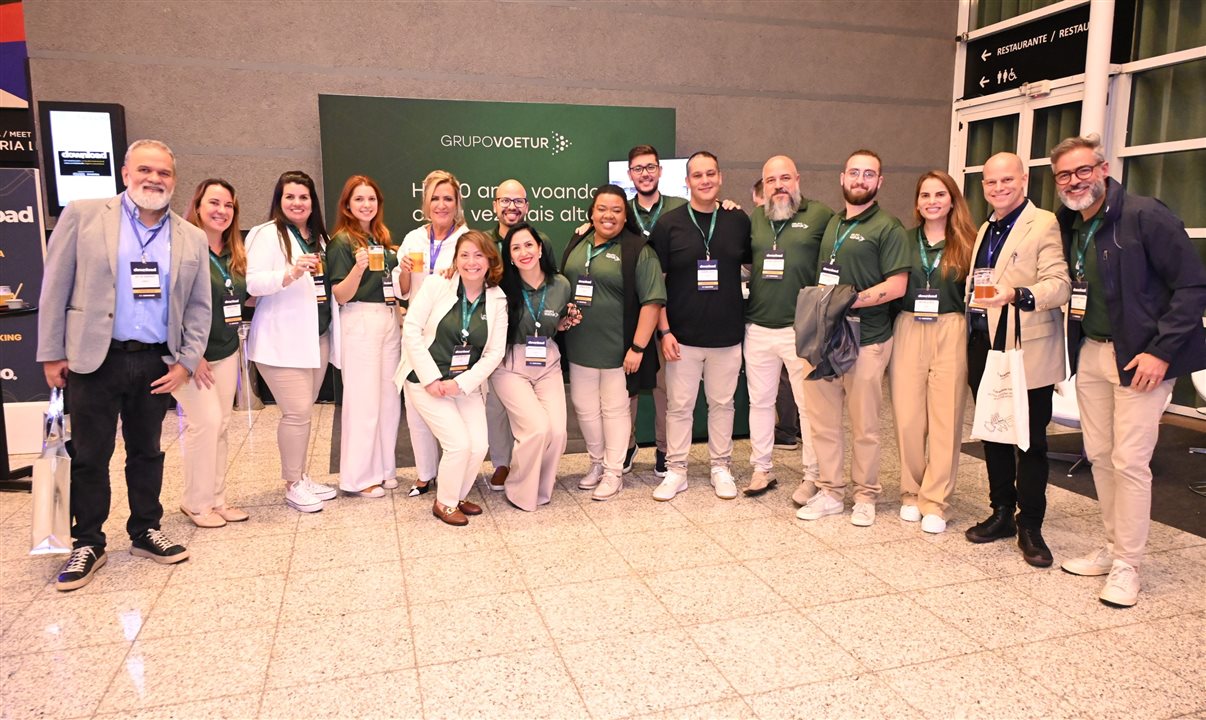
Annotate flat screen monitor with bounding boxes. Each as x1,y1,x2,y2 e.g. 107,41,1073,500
37,101,127,216
607,158,689,200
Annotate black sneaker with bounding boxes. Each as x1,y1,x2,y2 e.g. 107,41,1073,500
56,546,107,591
622,445,637,474
130,529,190,564
654,449,668,478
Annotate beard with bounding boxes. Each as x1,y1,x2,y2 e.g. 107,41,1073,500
842,184,877,206
765,188,800,221
129,183,173,212
1058,178,1105,212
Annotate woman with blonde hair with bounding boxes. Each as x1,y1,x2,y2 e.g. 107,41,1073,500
889,170,977,533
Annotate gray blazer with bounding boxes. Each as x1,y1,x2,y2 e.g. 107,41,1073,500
36,195,212,374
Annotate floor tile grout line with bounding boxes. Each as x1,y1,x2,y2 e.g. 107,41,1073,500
389,487,426,720
251,468,299,720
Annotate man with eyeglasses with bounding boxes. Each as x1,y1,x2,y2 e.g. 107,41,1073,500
1050,134,1206,607
743,156,833,498
796,149,910,526
962,152,1070,568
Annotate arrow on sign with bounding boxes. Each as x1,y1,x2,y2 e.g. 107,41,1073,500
981,49,991,61
979,76,990,88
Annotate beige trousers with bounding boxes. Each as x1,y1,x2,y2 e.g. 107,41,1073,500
889,313,967,518
664,343,743,472
172,352,239,514
744,323,817,478
256,333,329,484
406,381,488,509
338,303,401,492
1076,339,1174,567
802,338,892,503
490,344,568,510
568,362,629,476
486,382,513,468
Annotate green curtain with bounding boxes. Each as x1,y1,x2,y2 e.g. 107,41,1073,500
1124,148,1206,228
973,0,1061,30
1128,58,1206,146
966,115,1020,166
1132,0,1206,59
963,171,989,223
1031,103,1082,160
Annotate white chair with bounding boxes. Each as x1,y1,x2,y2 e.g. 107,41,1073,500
1048,377,1088,475
1190,368,1206,456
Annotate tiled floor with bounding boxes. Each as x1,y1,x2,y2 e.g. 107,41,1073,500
2,402,1205,720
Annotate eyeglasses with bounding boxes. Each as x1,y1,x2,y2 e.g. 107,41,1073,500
1053,162,1102,186
845,169,879,182
496,197,528,208
629,163,660,175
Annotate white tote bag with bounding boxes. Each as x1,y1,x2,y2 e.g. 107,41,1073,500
971,305,1031,451
30,388,72,555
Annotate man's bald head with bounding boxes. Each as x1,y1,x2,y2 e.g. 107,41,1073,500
981,152,1029,217
762,155,801,221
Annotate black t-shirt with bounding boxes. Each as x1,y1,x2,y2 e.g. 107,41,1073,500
651,203,752,348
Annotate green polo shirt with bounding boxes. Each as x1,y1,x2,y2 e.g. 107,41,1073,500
204,248,247,362
326,232,399,304
510,273,573,343
1072,210,1113,341
626,194,687,237
407,288,490,383
485,226,554,271
747,199,834,328
902,227,966,315
562,240,666,369
816,203,911,346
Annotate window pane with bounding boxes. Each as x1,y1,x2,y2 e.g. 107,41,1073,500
1128,58,1206,146
964,171,989,224
966,115,1019,166
1123,148,1206,227
1027,170,1061,214
1030,103,1082,160
1131,0,1206,60
972,0,1061,31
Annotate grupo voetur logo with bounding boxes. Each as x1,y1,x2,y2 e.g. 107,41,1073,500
440,131,573,157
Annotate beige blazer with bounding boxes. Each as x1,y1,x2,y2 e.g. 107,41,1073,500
966,201,1071,389
37,195,211,374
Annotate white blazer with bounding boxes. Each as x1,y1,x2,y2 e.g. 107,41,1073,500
395,273,507,395
245,221,342,369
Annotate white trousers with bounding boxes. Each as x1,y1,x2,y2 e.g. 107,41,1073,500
744,323,817,478
338,303,401,491
568,363,630,477
406,382,488,508
664,343,742,472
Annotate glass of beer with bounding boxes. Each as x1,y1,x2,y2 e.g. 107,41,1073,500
368,245,385,272
313,252,325,277
409,251,425,273
972,268,995,303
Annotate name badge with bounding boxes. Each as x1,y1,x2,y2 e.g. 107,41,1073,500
382,273,396,307
222,293,241,325
913,289,939,322
130,262,162,299
697,259,719,291
818,262,841,286
449,344,472,377
574,275,594,306
313,273,328,304
525,336,548,367
762,251,785,281
1069,281,1088,321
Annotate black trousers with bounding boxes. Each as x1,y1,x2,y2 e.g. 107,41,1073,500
968,329,1053,530
774,367,799,438
66,347,170,549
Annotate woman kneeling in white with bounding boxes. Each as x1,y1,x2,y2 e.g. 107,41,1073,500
396,230,507,526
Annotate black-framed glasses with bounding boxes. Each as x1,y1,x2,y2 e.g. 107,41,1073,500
629,163,660,175
497,197,528,208
1053,162,1102,185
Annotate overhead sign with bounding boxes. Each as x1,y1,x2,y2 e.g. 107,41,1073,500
964,4,1090,99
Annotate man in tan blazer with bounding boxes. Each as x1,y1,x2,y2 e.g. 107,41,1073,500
37,140,211,591
963,152,1070,567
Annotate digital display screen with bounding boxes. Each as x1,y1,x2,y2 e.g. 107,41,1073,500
38,102,126,215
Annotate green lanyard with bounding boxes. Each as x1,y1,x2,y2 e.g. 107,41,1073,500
584,239,614,272
1074,216,1103,280
688,206,718,259
917,230,943,289
287,224,318,255
631,197,664,235
460,292,483,341
209,251,233,291
770,219,789,250
522,284,548,330
829,219,861,262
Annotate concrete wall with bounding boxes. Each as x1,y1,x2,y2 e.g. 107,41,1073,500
24,0,957,226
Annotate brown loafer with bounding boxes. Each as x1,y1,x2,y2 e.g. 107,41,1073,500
489,466,508,490
433,499,468,526
743,470,778,497
180,507,226,528
458,500,483,516
214,506,249,522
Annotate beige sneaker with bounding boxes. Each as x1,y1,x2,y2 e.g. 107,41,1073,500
577,464,603,490
792,479,817,506
592,472,623,501
744,470,777,497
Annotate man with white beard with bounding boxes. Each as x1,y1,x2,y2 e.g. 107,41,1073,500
38,139,211,590
742,156,833,498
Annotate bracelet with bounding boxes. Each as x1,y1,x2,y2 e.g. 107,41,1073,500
630,342,646,353
656,329,671,341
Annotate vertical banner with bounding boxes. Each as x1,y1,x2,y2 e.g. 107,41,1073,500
0,166,45,402
318,96,676,254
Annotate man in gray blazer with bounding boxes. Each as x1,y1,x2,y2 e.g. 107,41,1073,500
37,139,211,591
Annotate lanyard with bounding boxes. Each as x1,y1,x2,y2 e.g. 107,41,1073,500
770,219,789,250
522,284,548,329
1074,216,1103,280
124,201,167,260
829,219,861,262
916,230,943,289
584,239,614,271
429,224,454,273
631,197,664,235
209,250,233,290
287,224,317,254
460,292,483,340
688,206,718,259
985,218,1016,267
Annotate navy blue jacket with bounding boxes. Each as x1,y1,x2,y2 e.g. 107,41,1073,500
1056,178,1206,386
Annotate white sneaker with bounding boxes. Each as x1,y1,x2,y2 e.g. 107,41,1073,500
653,471,688,502
382,477,400,490
899,504,921,522
796,492,843,521
850,502,876,527
302,474,337,501
710,466,738,500
1061,546,1114,577
285,480,324,513
921,514,947,534
577,464,603,490
592,472,623,501
1099,560,1140,607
